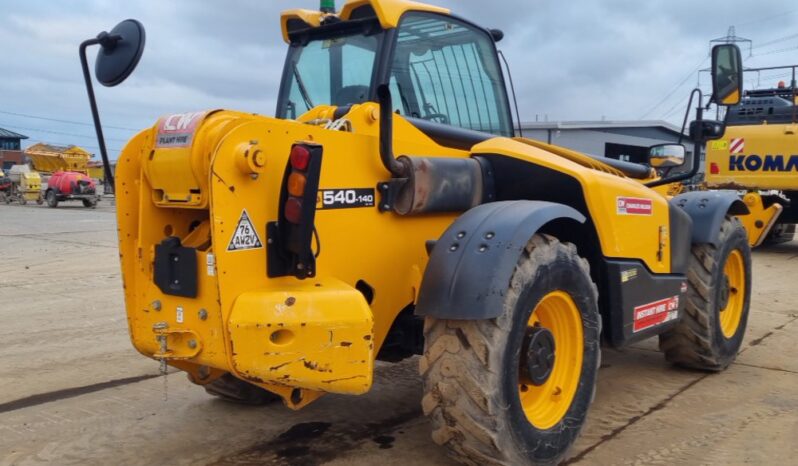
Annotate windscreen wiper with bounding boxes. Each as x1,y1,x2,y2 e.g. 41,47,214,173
292,62,315,111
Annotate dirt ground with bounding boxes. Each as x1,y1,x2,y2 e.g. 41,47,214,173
0,202,796,466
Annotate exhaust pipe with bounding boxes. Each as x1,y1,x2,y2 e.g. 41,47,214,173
376,85,406,177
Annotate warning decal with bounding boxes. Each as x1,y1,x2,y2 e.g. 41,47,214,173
633,296,679,333
227,210,263,252
710,140,729,151
617,197,653,216
729,138,745,154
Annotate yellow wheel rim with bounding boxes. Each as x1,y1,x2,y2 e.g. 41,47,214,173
519,291,583,430
719,250,745,339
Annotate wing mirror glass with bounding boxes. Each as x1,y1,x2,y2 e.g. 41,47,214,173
711,44,743,106
94,19,146,87
649,144,686,168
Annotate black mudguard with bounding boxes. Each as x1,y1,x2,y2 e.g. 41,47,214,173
672,191,748,246
415,201,585,320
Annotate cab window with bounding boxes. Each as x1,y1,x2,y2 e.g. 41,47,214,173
390,13,513,136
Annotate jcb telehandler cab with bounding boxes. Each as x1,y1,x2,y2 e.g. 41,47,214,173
80,2,752,464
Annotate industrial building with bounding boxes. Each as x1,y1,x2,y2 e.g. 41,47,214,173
520,120,690,164
0,127,28,170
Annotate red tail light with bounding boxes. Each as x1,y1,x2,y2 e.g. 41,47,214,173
284,198,303,224
710,162,720,174
290,145,311,170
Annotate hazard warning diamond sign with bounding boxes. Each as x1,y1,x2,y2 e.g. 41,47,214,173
227,209,263,252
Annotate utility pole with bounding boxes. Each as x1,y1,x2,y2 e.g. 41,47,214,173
710,26,753,57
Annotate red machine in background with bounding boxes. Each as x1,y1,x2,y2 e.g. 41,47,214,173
44,171,99,208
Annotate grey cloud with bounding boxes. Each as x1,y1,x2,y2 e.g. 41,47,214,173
0,0,796,158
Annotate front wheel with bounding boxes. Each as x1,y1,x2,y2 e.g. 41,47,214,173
659,216,752,370
82,198,97,209
421,235,600,465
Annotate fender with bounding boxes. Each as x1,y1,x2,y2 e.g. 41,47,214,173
415,201,586,320
672,191,749,246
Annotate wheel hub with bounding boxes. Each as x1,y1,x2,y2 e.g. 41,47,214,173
719,275,731,310
522,326,556,386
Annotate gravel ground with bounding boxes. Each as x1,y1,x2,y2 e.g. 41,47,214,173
0,202,796,465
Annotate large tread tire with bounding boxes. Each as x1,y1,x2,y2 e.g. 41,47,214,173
204,373,282,405
420,235,601,466
762,223,795,246
659,216,751,370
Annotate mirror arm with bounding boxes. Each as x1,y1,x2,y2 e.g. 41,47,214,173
79,38,115,192
646,88,704,188
96,32,123,51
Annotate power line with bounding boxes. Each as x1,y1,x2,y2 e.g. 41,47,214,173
0,122,129,143
752,32,798,50
0,109,140,132
751,45,798,58
639,56,708,119
660,88,711,120
736,8,798,28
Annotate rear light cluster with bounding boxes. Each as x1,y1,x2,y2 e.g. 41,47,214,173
267,143,323,279
285,145,313,224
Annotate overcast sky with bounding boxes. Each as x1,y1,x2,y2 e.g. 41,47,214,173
1,0,797,160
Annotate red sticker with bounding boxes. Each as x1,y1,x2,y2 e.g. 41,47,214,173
617,197,653,216
633,296,679,333
155,111,208,148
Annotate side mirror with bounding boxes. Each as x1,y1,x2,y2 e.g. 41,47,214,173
79,19,146,194
689,119,726,142
649,144,686,168
94,19,146,87
711,44,743,106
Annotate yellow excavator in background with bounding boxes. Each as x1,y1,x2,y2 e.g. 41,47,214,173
704,69,798,246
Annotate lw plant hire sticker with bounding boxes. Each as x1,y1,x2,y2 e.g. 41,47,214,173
227,210,263,252
155,111,207,148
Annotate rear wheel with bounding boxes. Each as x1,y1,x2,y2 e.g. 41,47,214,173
46,190,58,208
659,216,751,370
420,235,600,465
763,223,795,245
204,373,281,405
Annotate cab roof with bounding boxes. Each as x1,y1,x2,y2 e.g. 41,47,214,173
281,0,450,43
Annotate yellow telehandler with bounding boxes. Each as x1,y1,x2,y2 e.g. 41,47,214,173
79,2,753,464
